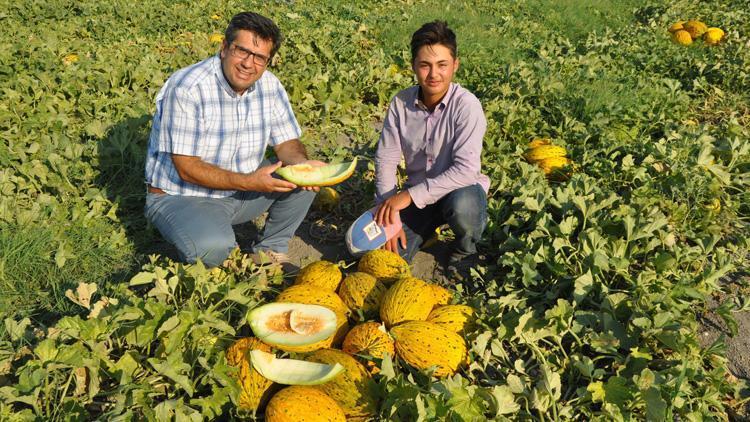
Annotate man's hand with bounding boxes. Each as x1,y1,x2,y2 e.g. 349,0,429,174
383,228,407,253
375,190,412,226
376,190,410,253
297,160,327,192
246,161,298,192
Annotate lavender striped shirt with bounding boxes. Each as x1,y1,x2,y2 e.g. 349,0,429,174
375,83,489,208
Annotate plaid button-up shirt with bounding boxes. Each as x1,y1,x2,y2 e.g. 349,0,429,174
145,55,301,198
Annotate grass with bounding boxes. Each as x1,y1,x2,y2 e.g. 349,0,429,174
0,222,133,321
520,0,643,42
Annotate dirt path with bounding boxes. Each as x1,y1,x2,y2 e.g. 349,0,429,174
698,277,750,380
267,216,451,282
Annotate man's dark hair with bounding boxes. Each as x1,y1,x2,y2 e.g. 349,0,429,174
224,12,283,59
410,20,457,62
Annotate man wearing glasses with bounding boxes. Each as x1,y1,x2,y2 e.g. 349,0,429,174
144,12,320,268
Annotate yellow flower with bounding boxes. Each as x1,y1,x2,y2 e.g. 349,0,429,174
210,14,221,20
209,33,224,44
63,54,79,65
704,198,721,213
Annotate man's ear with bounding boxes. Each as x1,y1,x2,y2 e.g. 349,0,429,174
219,40,228,59
454,57,460,72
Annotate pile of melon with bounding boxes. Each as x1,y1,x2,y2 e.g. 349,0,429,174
226,249,475,420
524,138,574,180
668,20,725,46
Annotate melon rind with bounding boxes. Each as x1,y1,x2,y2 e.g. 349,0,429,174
275,158,357,187
247,303,338,347
249,350,345,385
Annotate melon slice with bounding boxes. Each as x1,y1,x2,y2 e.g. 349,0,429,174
249,349,345,385
275,158,357,187
248,303,338,347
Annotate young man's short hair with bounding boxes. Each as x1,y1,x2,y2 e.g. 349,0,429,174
410,20,457,62
224,12,283,59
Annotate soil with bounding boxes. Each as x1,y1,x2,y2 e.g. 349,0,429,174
696,274,750,418
698,286,750,380
236,211,453,282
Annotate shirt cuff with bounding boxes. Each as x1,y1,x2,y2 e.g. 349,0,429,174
407,184,429,209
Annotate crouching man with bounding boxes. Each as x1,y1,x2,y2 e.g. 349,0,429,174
374,21,489,280
144,12,320,267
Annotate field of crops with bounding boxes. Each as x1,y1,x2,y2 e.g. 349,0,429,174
1,0,749,419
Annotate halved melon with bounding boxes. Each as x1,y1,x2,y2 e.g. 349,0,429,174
247,303,338,348
249,350,345,385
275,158,357,187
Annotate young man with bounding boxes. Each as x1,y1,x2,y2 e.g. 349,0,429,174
374,20,489,280
144,12,321,268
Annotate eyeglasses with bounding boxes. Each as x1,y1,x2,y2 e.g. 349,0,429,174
229,44,270,67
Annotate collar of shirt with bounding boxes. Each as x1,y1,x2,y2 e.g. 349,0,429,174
412,83,456,111
211,54,256,99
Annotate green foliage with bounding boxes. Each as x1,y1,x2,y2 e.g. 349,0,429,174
0,0,748,419
0,252,266,419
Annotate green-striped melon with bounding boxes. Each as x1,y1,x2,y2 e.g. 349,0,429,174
338,272,387,316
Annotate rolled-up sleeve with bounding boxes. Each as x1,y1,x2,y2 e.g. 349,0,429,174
375,99,403,203
407,97,486,208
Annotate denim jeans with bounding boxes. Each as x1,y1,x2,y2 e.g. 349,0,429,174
397,183,488,262
144,188,315,267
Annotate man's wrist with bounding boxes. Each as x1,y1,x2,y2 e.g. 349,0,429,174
399,189,413,205
233,172,255,191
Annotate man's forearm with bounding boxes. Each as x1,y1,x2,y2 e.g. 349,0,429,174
171,154,254,191
274,139,309,165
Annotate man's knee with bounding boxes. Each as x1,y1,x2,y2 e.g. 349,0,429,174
444,185,486,231
273,188,316,210
293,189,317,205
182,235,236,268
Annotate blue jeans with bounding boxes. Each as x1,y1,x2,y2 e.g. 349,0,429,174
397,184,487,262
144,188,315,267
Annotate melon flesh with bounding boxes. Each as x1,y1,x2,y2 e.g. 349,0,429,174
275,158,357,187
249,350,345,385
247,303,337,347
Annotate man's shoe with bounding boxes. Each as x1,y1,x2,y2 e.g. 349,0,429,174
250,250,291,266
